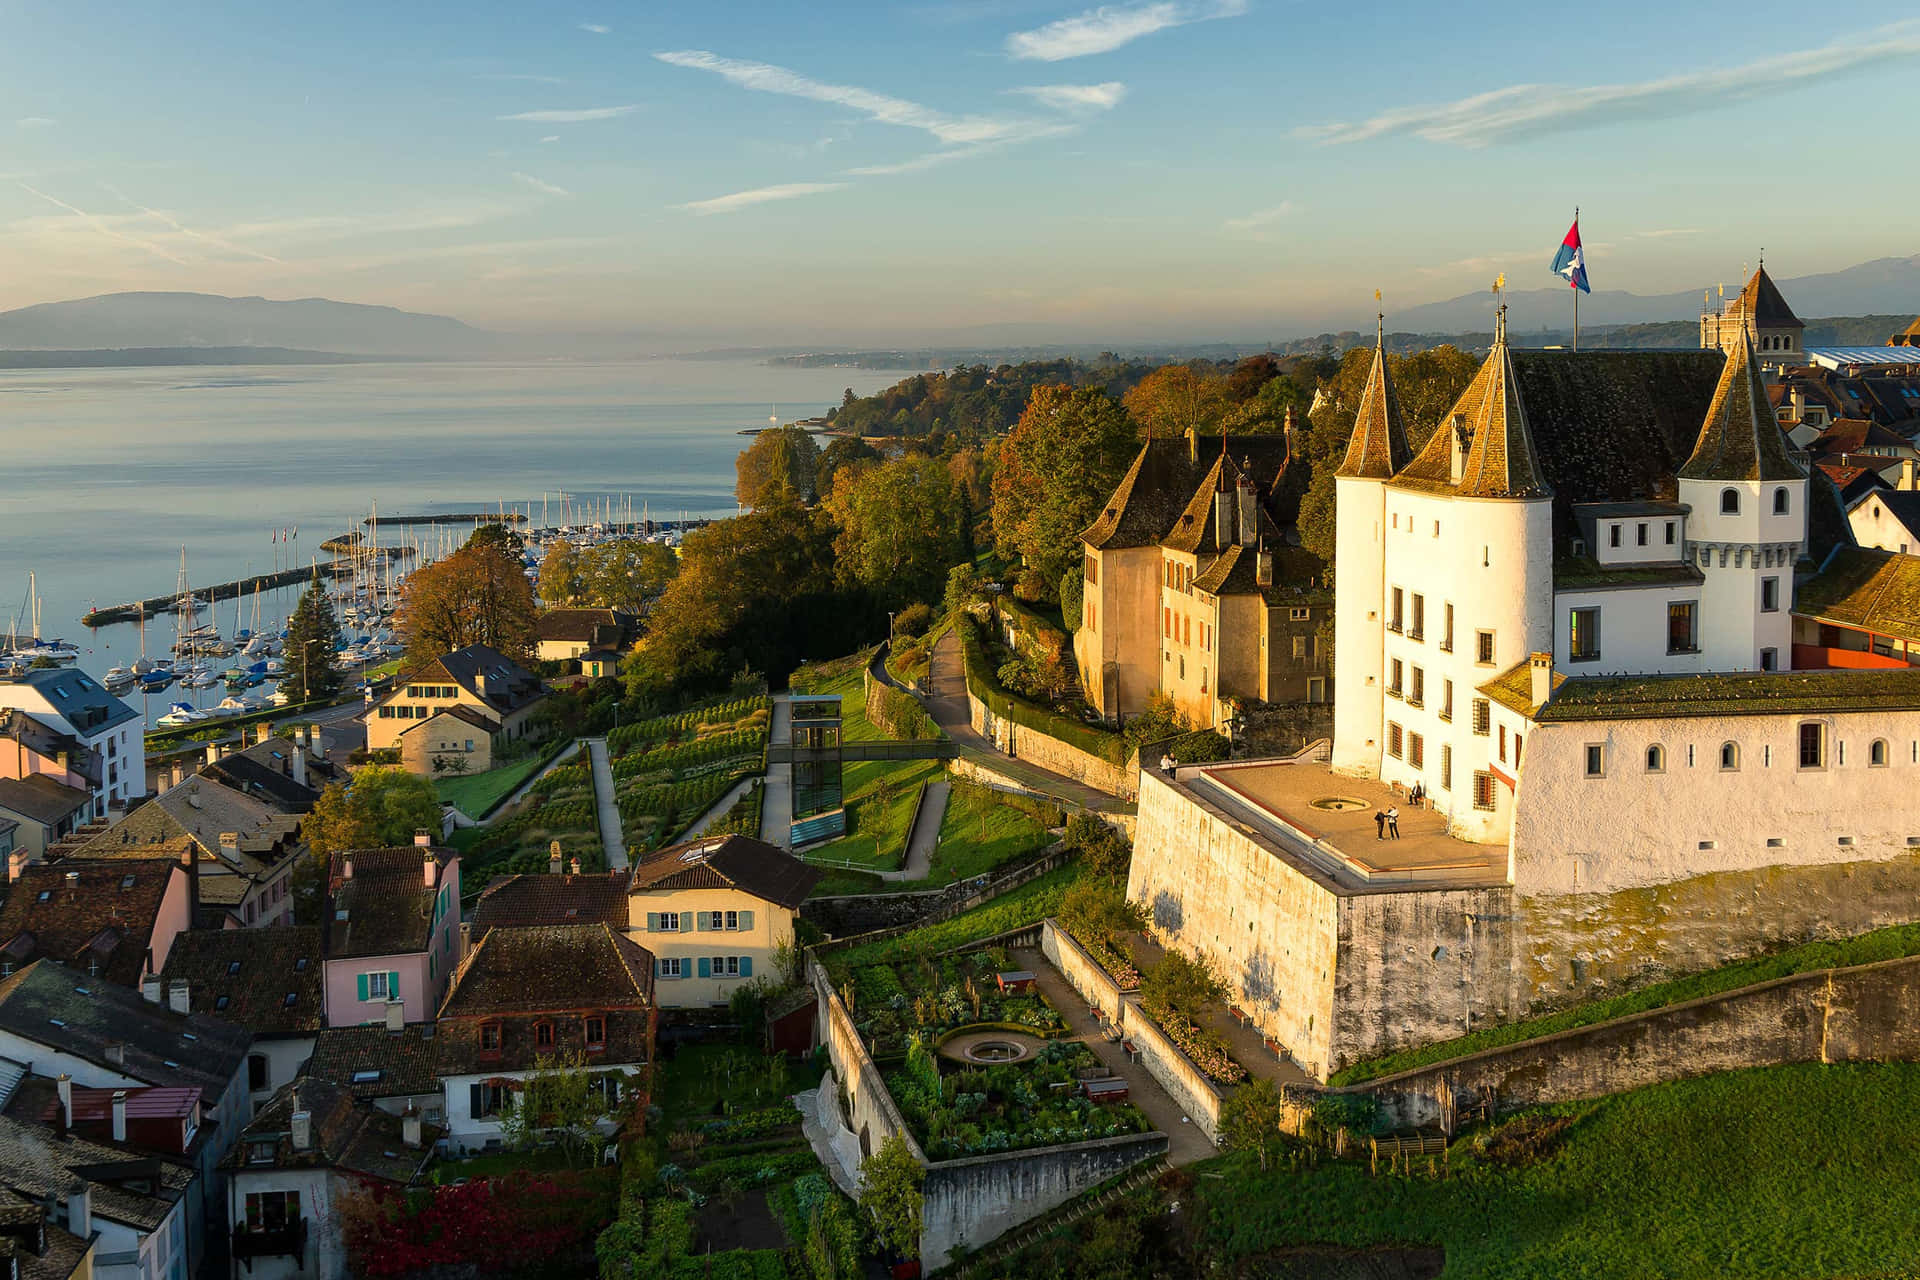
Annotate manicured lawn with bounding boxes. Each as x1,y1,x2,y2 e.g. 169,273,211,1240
803,664,889,742
436,751,555,817
1195,1062,1920,1279
927,783,1052,886
799,757,941,871
1333,918,1920,1085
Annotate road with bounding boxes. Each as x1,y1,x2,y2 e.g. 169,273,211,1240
586,737,629,872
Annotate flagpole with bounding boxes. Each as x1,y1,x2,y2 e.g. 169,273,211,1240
1572,206,1579,353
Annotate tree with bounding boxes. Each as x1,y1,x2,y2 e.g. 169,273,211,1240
1220,1077,1290,1172
580,540,678,613
1139,948,1227,1028
1123,363,1226,440
398,536,537,662
304,766,443,855
499,1050,614,1166
826,455,969,609
1058,878,1148,957
817,434,881,495
537,540,585,606
858,1134,924,1262
283,570,342,703
943,564,983,619
990,385,1136,601
735,425,822,508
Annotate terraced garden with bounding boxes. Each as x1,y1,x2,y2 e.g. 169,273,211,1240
605,696,771,853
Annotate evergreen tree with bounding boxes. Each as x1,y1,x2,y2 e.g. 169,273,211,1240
284,570,343,703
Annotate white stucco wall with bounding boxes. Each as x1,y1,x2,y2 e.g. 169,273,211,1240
1678,476,1805,671
1331,476,1387,776
1850,492,1918,554
229,1167,342,1280
248,1036,315,1108
1590,513,1686,565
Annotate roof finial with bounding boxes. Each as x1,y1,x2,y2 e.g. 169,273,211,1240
1758,247,1765,270
1492,272,1507,346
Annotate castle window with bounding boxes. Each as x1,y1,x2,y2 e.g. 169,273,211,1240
1584,744,1605,778
1773,487,1790,515
1472,771,1496,812
1667,602,1698,654
1646,744,1665,773
1799,722,1826,770
1666,521,1677,545
1408,733,1424,769
1201,667,1208,694
1471,699,1490,736
1440,745,1452,790
1388,659,1403,697
1609,524,1621,549
1409,594,1424,641
1761,647,1778,671
1387,722,1403,759
1569,608,1601,662
1719,742,1740,771
1761,577,1780,613
1441,604,1454,653
535,1021,555,1049
1721,489,1740,515
1440,679,1453,722
1084,554,1098,586
1871,739,1890,768
1409,666,1424,707
1389,587,1404,634
1289,607,1310,621
1499,725,1508,762
1476,630,1495,665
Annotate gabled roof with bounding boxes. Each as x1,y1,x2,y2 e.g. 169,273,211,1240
0,1112,190,1233
1810,417,1911,456
1679,329,1808,483
1393,325,1551,500
1859,490,1920,542
535,609,633,644
1336,333,1411,480
0,776,89,828
470,872,631,939
0,711,96,787
1733,265,1804,330
200,753,320,814
1080,439,1212,550
230,1077,434,1184
0,668,139,741
420,644,546,715
159,926,324,1036
326,847,454,960
1794,546,1920,645
439,924,653,1020
306,1024,440,1101
396,703,499,736
1479,659,1566,718
0,859,181,989
79,773,302,880
629,834,822,908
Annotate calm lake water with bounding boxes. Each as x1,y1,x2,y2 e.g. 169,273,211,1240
0,357,902,723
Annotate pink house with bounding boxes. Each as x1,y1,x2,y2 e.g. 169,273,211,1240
0,855,194,988
321,839,463,1027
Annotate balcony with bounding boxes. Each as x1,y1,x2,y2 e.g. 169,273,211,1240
233,1218,307,1264
1793,644,1907,671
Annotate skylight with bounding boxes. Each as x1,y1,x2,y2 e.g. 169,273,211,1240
351,1069,382,1084
227,960,242,975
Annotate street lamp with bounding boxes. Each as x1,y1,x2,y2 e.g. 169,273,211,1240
611,700,621,733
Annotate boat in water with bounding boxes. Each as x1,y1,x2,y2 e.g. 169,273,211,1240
156,702,209,727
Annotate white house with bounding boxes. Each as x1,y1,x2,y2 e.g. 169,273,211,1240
0,667,144,819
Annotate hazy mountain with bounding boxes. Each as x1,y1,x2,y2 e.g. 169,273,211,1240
1392,254,1920,336
0,291,501,357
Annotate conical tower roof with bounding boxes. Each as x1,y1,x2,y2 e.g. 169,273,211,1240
1336,322,1411,480
1733,265,1803,330
1679,327,1806,483
1454,316,1552,500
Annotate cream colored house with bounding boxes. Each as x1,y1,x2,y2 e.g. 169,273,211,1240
627,834,820,1008
365,644,549,761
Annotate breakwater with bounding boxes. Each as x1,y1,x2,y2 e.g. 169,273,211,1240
365,512,529,526
80,546,406,628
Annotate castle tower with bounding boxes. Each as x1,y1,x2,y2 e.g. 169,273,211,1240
1677,326,1808,672
1331,319,1410,776
1700,263,1804,372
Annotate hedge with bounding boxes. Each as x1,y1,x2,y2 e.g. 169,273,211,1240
957,614,1128,766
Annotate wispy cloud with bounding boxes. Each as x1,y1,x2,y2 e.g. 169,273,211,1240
540,135,561,144
1303,22,1920,147
481,73,567,85
1012,82,1126,110
100,183,285,263
656,50,1033,145
512,172,572,197
499,104,638,123
578,22,610,34
843,132,1072,175
1223,201,1293,232
1636,227,1702,239
677,182,847,216
1005,0,1247,61
17,182,189,265
15,117,55,128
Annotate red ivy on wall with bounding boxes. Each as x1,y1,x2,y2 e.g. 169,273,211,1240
341,1170,615,1278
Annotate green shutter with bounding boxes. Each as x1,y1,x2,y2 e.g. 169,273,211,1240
645,912,659,932
356,973,369,1001
679,912,694,933
390,971,401,1002
739,956,752,978
697,957,711,979
738,910,754,932
696,912,710,932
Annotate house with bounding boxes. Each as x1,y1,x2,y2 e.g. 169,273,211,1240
534,609,636,675
1849,489,1920,555
0,777,91,862
160,927,325,1108
1,709,105,830
468,869,630,942
363,645,549,770
396,705,502,776
0,1110,188,1280
1791,547,1920,669
0,858,193,989
225,1076,434,1280
303,1023,443,1127
629,835,819,1008
321,842,462,1027
434,923,655,1155
0,1190,95,1280
0,668,143,819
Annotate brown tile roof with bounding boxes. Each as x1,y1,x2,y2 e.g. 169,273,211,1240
1479,659,1566,718
0,1192,91,1280
1795,547,1920,645
0,1113,190,1233
159,926,324,1036
396,703,499,736
470,872,630,939
0,859,181,989
629,834,821,908
79,773,303,880
435,924,654,1074
1336,337,1411,479
412,645,547,716
230,1077,434,1183
1536,668,1920,722
305,1024,440,1100
1810,417,1910,455
1678,330,1807,483
1455,338,1551,499
0,776,88,828
536,608,633,645
1080,439,1210,550
1731,265,1804,330
326,846,455,959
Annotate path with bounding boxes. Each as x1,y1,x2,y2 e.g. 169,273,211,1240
445,739,581,828
758,692,793,848
585,737,628,872
879,779,948,882
1014,945,1218,1165
682,774,757,839
925,628,1122,813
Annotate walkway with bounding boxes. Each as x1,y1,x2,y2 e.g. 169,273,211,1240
682,774,756,839
585,737,628,872
758,692,794,848
879,779,948,882
1128,933,1313,1088
1013,945,1218,1165
925,628,1123,813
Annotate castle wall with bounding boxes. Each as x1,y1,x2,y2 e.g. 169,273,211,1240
1076,544,1161,721
1552,583,1705,676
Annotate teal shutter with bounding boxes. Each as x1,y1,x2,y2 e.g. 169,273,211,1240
389,971,401,1001
697,957,711,979
679,912,695,933
645,912,659,932
655,959,665,978
739,956,752,977
739,910,754,932
356,973,369,1001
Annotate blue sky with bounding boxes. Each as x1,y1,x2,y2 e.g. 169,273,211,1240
2,0,1918,344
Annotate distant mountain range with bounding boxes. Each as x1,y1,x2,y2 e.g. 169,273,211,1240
0,291,499,357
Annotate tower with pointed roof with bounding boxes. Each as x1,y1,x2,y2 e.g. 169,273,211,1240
1701,262,1805,372
1677,327,1809,670
1331,318,1412,775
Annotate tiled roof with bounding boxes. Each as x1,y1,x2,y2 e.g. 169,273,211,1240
396,704,498,736
1159,446,1295,557
1794,547,1920,645
0,960,249,1097
470,872,630,939
201,753,320,813
0,1113,189,1232
629,834,821,908
1535,668,1920,722
1732,265,1804,330
306,1024,440,1100
1080,439,1212,550
0,668,139,740
1678,330,1808,483
435,925,654,1075
231,1077,434,1184
1336,336,1411,480
536,609,632,644
0,859,181,989
1479,659,1566,718
159,926,324,1036
327,846,453,959
79,773,302,880
0,776,88,828
0,1191,92,1280
1809,417,1910,455
1455,337,1551,499
417,645,547,716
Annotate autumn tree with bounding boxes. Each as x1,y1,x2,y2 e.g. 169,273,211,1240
282,569,342,703
816,434,882,495
305,766,442,853
826,455,968,609
1123,363,1227,440
580,540,678,613
398,530,537,662
537,540,585,606
735,425,822,508
990,385,1136,602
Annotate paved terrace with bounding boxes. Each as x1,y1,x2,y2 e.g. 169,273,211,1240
1165,758,1509,894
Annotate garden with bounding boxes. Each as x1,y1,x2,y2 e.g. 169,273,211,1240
450,753,606,883
604,695,770,851
840,943,1068,1058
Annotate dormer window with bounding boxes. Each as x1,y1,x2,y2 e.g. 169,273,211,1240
1721,489,1740,515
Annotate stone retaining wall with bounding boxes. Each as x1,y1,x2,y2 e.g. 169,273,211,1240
921,1133,1168,1270
965,687,1138,800
810,956,921,1164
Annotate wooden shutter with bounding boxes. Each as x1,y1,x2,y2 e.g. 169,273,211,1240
738,910,754,932
679,912,694,933
697,957,711,979
469,1083,484,1116
645,912,659,932
356,973,369,1001
739,956,753,977
697,912,711,932
389,971,401,1001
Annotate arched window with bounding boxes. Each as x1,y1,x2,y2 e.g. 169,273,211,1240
1646,744,1665,773
1773,487,1790,515
1870,739,1889,768
1721,488,1740,515
1720,741,1740,771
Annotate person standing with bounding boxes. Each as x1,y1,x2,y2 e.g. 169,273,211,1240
1375,810,1387,840
1386,806,1401,839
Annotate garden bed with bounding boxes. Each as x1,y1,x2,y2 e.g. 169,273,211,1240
603,696,769,851
841,945,1068,1058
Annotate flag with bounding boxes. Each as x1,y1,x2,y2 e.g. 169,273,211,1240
1551,217,1590,294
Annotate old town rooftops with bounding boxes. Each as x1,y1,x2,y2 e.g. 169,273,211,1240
158,926,324,1036
327,846,455,960
628,834,821,908
0,859,182,990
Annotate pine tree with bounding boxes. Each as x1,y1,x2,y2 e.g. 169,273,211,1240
284,570,342,703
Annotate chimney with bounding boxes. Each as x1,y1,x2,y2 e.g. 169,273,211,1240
218,832,240,863
308,725,325,758
170,760,185,789
402,1110,423,1149
6,849,24,883
569,856,581,875
1185,425,1198,462
141,974,163,1005
384,998,405,1033
1902,458,1917,492
65,1183,90,1241
64,870,80,891
258,722,275,747
288,743,304,785
1256,543,1274,588
178,846,199,926
548,841,563,875
167,979,190,1015
1214,479,1233,549
1530,652,1553,711
103,1042,126,1067
414,828,432,848
422,846,438,889
290,1110,312,1152
1283,406,1298,462
111,1090,128,1143
1236,470,1258,548
56,1075,73,1132
341,855,354,881
205,744,220,768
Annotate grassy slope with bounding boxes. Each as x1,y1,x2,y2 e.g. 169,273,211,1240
1333,919,1920,1085
824,864,1083,976
930,782,1051,885
1198,1062,1920,1279
800,757,943,871
435,752,550,816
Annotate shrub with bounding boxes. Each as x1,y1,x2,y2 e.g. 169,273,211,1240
957,615,1127,766
892,603,934,639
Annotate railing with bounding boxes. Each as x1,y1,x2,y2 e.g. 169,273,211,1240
233,1218,308,1261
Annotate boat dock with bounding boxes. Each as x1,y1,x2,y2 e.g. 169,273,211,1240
365,512,529,526
80,553,404,628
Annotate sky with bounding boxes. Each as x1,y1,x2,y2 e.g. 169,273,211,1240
2,0,1918,346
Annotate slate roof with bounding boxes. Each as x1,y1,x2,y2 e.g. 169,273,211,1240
1535,668,1920,722
0,777,89,828
0,1191,92,1280
1392,331,1553,500
79,773,303,881
0,859,181,989
230,1077,434,1184
1807,466,1860,564
200,752,320,814
1794,547,1920,645
1080,439,1215,550
435,924,654,1075
420,645,546,716
629,834,822,908
0,1112,189,1232
1678,329,1807,483
536,609,634,645
0,669,139,740
0,711,96,788
159,926,324,1036
470,872,631,939
1732,265,1804,330
1336,335,1411,479
305,1025,440,1101
0,960,250,1097
396,704,498,735
327,847,454,959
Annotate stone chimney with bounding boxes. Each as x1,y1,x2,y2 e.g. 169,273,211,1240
1256,543,1274,587
6,849,24,884
341,855,355,881
384,998,405,1033
65,1182,90,1241
1530,652,1554,711
103,1041,126,1067
422,845,438,889
56,1075,72,1132
167,979,190,1015
402,1109,423,1149
308,725,325,758
111,1090,128,1143
141,973,163,1005
218,832,241,863
170,760,185,789
1236,469,1258,548
290,1110,312,1152
258,722,275,747
1902,458,1917,492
